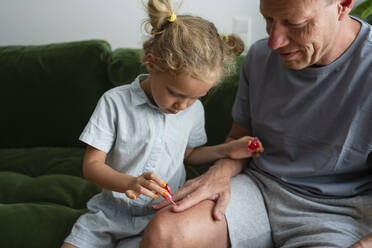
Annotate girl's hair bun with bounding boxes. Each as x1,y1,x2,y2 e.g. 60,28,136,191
142,0,245,83
221,34,245,56
144,0,174,34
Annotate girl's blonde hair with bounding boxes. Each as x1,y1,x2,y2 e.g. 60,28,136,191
141,0,244,84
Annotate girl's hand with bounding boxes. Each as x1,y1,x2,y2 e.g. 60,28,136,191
350,233,372,248
227,136,264,159
125,172,169,201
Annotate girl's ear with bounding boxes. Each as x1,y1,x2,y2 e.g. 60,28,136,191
144,53,157,74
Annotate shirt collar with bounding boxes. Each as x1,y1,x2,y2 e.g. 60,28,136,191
130,74,159,110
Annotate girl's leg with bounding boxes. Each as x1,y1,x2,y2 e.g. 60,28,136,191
61,243,78,248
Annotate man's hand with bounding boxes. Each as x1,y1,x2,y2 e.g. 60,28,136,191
350,233,372,248
152,160,238,221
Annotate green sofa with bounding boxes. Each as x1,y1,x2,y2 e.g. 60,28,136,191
0,40,242,247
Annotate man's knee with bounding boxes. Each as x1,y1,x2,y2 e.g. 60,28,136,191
140,210,190,248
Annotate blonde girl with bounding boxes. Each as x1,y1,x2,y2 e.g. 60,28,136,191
62,0,259,247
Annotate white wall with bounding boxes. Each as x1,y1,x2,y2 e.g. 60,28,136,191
0,0,267,50
354,0,364,6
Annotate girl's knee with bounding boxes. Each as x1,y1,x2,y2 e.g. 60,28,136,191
61,243,78,248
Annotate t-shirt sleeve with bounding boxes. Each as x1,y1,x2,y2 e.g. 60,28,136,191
79,92,117,153
187,100,207,148
232,52,252,130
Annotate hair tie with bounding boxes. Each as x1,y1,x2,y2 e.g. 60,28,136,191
220,35,229,43
168,12,177,22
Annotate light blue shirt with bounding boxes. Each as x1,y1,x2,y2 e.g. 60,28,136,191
66,75,207,245
80,74,207,210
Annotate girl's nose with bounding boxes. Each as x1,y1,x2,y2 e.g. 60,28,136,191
174,99,188,110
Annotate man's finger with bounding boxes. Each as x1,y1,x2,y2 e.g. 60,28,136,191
212,192,230,221
171,189,206,212
152,183,198,210
152,198,171,210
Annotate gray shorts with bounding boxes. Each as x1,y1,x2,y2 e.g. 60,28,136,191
225,168,372,248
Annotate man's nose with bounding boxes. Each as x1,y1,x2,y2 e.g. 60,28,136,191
267,22,290,50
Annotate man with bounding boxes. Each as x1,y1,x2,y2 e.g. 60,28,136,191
140,0,372,247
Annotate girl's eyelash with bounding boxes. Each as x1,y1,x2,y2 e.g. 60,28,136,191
168,89,177,96
169,90,184,98
168,89,201,99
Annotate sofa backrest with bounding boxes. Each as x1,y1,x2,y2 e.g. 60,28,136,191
0,40,113,148
0,40,242,149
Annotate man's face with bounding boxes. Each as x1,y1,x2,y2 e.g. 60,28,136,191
260,0,340,69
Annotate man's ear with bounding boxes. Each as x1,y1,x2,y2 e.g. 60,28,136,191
338,0,354,20
144,53,157,74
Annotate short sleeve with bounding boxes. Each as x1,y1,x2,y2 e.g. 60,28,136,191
79,92,117,153
187,100,207,148
232,53,252,130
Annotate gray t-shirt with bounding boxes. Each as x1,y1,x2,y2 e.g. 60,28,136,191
232,18,372,197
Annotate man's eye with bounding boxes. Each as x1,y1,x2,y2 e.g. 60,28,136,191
288,22,307,28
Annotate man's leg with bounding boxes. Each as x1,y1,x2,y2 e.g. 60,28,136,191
140,199,229,248
225,173,273,248
140,173,273,248
250,170,372,248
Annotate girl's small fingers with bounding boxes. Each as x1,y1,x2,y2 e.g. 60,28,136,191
142,172,167,188
137,185,160,199
127,185,159,200
257,140,264,151
140,179,168,198
125,190,138,200
248,137,264,153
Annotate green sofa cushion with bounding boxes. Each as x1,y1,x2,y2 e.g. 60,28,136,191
108,48,147,86
0,40,113,148
0,203,86,248
203,56,244,146
0,147,101,247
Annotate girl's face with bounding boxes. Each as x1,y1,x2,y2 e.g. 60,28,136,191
142,70,215,114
